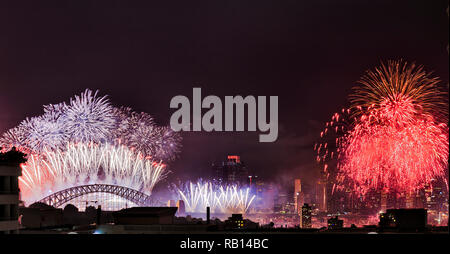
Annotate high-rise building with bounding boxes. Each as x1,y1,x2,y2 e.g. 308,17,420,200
294,179,301,194
300,203,312,228
294,179,304,215
252,177,267,210
326,178,340,214
176,200,185,216
212,155,249,185
0,148,26,234
315,179,327,212
430,179,446,213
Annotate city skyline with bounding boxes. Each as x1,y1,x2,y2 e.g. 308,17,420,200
1,0,448,240
1,1,448,184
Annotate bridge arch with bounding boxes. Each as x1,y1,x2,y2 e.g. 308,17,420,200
38,184,152,208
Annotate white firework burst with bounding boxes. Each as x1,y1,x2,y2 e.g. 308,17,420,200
176,181,255,214
43,102,67,120
0,125,28,149
64,89,116,143
20,115,69,153
2,88,183,207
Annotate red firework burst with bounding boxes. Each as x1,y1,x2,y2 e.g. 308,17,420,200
334,60,449,195
338,100,448,195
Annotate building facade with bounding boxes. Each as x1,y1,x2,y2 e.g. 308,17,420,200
212,155,249,186
294,179,304,215
300,203,312,228
0,149,25,234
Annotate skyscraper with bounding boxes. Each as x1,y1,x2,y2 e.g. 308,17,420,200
294,179,304,215
212,155,249,185
300,203,312,228
316,179,327,212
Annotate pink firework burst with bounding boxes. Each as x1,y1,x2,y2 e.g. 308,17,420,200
337,100,448,195
334,60,449,195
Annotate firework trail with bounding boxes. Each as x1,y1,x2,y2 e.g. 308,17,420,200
175,181,256,214
19,142,167,205
350,60,448,118
317,60,448,196
315,108,352,177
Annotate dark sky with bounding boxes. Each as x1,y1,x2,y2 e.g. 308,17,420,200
1,0,448,188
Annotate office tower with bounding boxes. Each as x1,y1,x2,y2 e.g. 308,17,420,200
294,179,304,215
300,203,312,228
212,155,249,185
316,179,327,212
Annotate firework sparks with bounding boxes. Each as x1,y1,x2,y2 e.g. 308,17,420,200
21,115,69,153
318,60,449,196
338,101,448,194
176,181,256,214
1,89,182,205
150,126,182,161
1,89,182,160
19,142,167,205
115,108,182,161
0,125,28,150
64,89,116,143
350,60,448,118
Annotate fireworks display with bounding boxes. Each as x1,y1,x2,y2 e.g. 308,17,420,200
175,181,256,214
316,60,449,196
0,89,182,161
350,61,448,118
0,89,182,205
19,142,167,204
21,115,68,153
64,89,116,143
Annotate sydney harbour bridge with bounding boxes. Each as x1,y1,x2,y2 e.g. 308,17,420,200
37,184,153,211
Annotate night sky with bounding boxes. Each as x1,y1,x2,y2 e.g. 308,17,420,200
1,0,448,189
